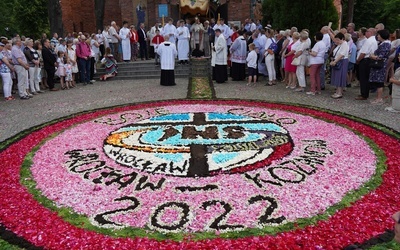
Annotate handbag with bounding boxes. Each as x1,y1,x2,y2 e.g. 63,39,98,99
332,59,342,70
331,45,343,70
300,54,309,66
291,57,301,66
370,59,384,69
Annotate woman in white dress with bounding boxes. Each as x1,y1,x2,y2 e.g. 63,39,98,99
67,40,78,87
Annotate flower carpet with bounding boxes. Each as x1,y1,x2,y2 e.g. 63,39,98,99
0,99,399,249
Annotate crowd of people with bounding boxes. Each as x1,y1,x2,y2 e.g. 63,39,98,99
205,20,400,113
0,29,119,101
0,18,400,113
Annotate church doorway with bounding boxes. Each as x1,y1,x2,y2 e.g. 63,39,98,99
173,1,228,23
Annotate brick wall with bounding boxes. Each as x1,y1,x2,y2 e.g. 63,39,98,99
61,0,96,35
228,0,249,24
61,0,341,35
104,1,122,29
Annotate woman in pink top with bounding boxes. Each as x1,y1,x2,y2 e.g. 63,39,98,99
283,32,300,89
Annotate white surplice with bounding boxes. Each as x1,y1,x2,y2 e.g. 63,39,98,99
162,23,177,43
157,41,177,70
230,36,247,64
176,26,190,60
214,34,227,65
119,27,131,60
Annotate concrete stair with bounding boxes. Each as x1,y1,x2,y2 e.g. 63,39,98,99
95,59,191,80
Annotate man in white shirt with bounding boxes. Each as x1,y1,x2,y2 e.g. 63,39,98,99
320,26,331,90
96,29,105,59
250,19,257,33
355,27,378,100
57,39,67,53
109,21,121,60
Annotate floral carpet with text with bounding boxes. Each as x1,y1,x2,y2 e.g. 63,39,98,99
0,99,399,249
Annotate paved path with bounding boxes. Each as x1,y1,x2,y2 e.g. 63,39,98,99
1,77,399,142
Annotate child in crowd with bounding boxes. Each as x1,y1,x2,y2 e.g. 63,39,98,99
55,51,67,89
152,29,164,66
65,58,73,89
246,43,257,86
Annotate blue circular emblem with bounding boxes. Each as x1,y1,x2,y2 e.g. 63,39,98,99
104,112,293,177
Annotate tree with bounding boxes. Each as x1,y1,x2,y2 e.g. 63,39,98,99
341,0,400,32
379,0,400,32
0,0,18,37
47,0,63,37
94,0,106,31
13,0,50,39
342,0,382,29
0,0,49,39
347,0,355,24
262,0,338,35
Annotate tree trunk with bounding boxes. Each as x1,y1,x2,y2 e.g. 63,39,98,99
94,0,106,31
347,0,355,23
47,0,63,36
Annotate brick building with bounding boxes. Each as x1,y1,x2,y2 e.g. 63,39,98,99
60,0,342,35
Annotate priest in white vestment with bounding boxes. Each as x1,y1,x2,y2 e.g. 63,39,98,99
230,30,247,81
162,18,177,44
176,20,190,64
213,18,231,46
213,29,228,83
157,35,177,86
119,21,132,62
190,17,204,57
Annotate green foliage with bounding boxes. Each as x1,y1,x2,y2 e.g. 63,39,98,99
262,0,338,35
0,0,17,38
190,77,213,99
0,238,23,250
0,0,49,39
369,240,400,250
13,0,49,39
342,0,400,32
379,0,400,32
343,0,384,29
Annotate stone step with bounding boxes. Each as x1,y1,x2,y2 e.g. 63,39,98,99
96,67,190,73
94,73,190,80
95,59,212,80
101,63,191,68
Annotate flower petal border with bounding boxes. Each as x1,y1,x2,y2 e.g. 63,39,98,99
0,99,399,249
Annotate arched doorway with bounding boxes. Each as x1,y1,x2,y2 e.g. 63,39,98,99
176,1,228,22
